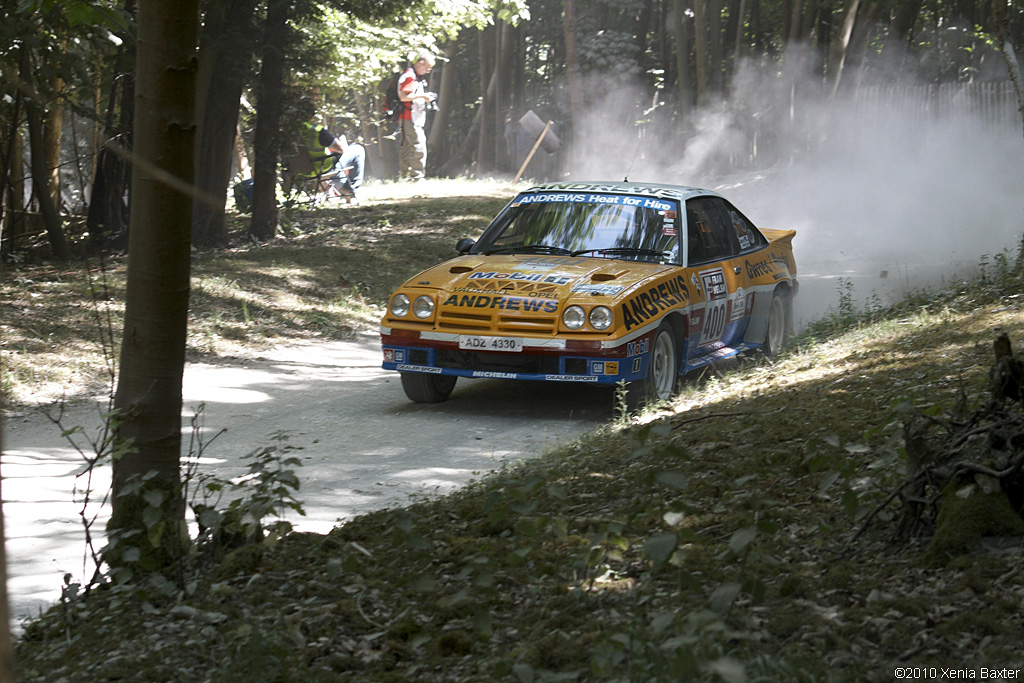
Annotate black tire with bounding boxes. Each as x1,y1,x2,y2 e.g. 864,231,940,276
764,288,792,357
400,372,457,403
624,323,678,412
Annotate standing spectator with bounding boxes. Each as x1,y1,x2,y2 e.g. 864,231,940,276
397,52,436,181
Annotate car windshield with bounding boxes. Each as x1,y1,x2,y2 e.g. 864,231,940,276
476,192,681,264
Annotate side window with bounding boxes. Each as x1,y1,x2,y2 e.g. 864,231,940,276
720,200,768,254
685,197,739,265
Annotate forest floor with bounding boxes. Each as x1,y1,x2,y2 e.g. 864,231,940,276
6,179,1024,681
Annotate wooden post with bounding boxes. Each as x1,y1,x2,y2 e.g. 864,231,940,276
513,120,552,184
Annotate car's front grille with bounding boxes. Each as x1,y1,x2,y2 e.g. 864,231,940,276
436,310,492,332
436,305,558,335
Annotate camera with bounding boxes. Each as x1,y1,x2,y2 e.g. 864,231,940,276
425,92,439,111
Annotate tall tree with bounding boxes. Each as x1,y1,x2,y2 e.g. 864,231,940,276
672,0,692,115
427,43,457,156
108,0,198,573
563,0,583,156
249,0,288,242
994,0,1024,139
191,0,260,246
21,49,71,260
85,31,135,251
828,0,861,94
43,68,64,213
475,25,492,172
692,0,708,104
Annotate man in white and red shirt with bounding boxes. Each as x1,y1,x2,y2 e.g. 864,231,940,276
397,52,436,180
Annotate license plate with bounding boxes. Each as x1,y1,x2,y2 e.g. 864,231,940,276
459,335,523,353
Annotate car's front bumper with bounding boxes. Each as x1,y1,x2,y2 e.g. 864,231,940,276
380,333,651,385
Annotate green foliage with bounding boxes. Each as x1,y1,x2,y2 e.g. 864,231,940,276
310,0,526,105
192,432,307,551
18,0,132,32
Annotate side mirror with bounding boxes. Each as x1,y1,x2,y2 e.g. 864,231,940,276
455,238,476,254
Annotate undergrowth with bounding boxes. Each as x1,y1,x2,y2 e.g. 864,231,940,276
8,197,1024,681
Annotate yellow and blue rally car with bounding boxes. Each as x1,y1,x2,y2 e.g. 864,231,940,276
380,182,798,407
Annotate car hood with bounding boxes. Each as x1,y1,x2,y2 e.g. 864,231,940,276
407,253,674,302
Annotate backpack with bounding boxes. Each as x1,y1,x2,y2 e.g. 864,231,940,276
380,68,407,123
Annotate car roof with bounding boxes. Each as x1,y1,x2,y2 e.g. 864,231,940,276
522,181,723,203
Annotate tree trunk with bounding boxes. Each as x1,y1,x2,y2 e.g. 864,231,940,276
510,21,525,116
21,50,70,261
86,35,135,250
847,1,880,77
475,27,492,173
788,0,804,42
671,0,691,115
733,0,748,64
563,0,583,158
86,145,131,252
828,0,860,95
495,19,516,170
994,0,1024,140
250,0,289,241
750,0,765,53
427,44,456,157
707,0,724,92
43,71,64,212
800,0,820,40
442,70,496,177
1,94,25,252
636,0,654,61
890,0,921,46
109,0,198,573
192,0,258,246
692,0,709,105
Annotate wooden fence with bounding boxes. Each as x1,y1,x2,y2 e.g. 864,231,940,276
723,80,1022,170
851,81,1020,130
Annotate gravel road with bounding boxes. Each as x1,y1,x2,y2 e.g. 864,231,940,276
2,332,610,628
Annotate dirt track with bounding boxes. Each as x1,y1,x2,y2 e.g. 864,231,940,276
2,332,610,627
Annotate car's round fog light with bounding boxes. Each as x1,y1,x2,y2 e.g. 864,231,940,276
413,295,434,319
563,305,586,330
589,306,613,331
390,294,411,317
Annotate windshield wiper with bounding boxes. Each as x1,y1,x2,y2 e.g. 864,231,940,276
571,247,670,259
484,245,572,256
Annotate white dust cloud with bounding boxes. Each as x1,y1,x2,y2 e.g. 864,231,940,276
563,47,1024,325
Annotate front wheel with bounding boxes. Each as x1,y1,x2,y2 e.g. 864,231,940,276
624,323,678,412
763,289,792,357
400,372,457,403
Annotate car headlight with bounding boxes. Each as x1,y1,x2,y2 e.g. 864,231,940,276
563,305,586,330
390,294,411,317
413,295,434,319
589,305,613,331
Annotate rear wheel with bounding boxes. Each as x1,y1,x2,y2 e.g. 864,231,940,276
400,372,457,403
625,323,678,412
764,289,792,357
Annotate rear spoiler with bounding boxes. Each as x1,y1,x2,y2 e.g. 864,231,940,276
759,228,796,249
